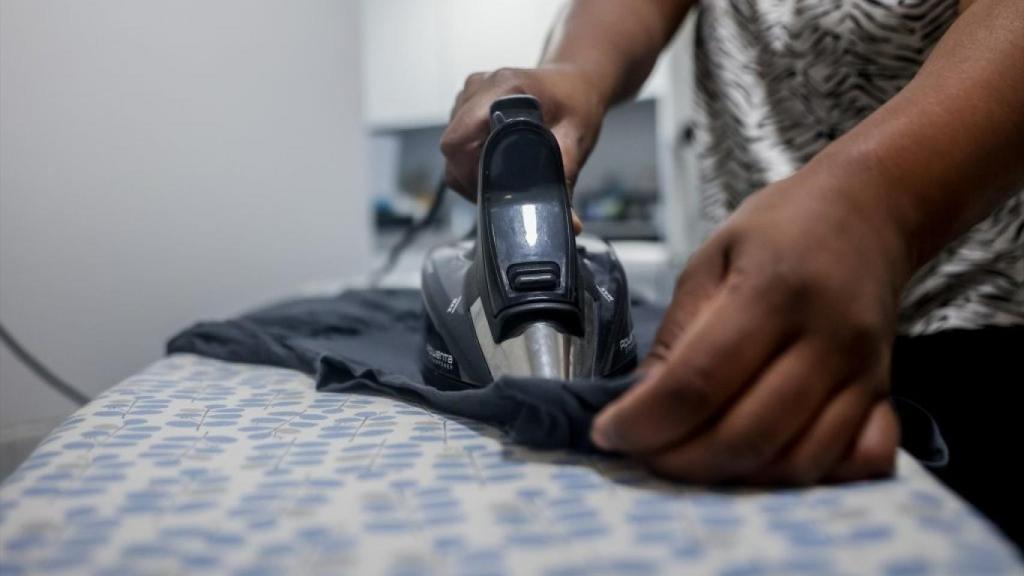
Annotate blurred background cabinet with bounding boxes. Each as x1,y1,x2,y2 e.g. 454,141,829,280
361,0,667,129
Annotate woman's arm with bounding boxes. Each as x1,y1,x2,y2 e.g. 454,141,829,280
810,0,1024,280
539,0,693,106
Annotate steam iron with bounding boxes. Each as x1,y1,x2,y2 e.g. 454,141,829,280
420,95,637,389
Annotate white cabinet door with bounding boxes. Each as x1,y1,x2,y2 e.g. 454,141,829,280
361,0,667,129
361,0,447,128
362,0,566,129
437,0,567,103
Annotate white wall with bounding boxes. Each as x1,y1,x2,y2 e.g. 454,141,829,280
0,1,371,439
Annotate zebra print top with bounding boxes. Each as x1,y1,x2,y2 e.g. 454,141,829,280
693,0,1023,336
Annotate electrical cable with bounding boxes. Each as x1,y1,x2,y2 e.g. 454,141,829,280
368,177,449,288
0,321,91,406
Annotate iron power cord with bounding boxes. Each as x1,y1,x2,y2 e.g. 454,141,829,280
368,177,449,288
0,321,91,406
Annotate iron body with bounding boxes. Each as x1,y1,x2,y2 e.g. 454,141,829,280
420,95,636,388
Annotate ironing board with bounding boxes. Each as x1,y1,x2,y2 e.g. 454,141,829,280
1,354,1020,575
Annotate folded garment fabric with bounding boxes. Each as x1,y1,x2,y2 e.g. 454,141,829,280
167,289,945,462
166,290,655,451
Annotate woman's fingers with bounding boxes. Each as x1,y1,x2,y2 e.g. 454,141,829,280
747,381,876,485
441,70,523,198
550,122,587,193
570,210,584,235
591,275,795,455
641,239,726,372
640,342,845,482
826,399,899,482
440,95,490,199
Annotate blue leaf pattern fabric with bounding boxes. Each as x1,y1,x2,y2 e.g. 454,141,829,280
1,354,1020,575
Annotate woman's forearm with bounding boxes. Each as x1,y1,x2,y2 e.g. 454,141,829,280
808,0,1024,279
540,0,693,109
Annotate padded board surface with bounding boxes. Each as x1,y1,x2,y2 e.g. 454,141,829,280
1,354,1020,575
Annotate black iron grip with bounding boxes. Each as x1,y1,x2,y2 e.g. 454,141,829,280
475,95,583,341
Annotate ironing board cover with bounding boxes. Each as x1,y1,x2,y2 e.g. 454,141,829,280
1,354,1020,575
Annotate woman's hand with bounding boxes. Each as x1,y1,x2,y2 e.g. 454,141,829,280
440,65,606,214
591,167,912,485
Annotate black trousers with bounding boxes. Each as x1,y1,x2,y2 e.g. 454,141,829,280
891,326,1023,548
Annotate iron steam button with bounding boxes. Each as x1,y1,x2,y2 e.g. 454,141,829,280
507,261,561,292
512,272,558,291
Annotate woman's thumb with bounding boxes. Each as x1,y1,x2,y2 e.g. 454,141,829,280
551,123,585,194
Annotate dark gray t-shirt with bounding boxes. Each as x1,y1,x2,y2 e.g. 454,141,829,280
694,0,1023,336
166,288,947,464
